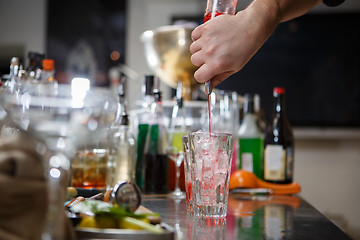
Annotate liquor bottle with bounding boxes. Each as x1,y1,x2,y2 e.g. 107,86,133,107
237,94,264,179
106,82,136,189
134,75,154,190
24,52,44,92
143,89,169,194
263,87,294,184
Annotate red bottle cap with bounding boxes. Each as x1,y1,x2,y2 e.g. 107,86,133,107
42,59,55,71
273,87,285,94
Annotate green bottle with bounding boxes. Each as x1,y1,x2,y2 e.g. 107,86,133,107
134,75,154,189
237,94,264,179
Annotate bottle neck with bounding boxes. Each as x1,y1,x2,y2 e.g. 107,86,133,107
169,103,187,132
274,93,286,115
143,95,154,107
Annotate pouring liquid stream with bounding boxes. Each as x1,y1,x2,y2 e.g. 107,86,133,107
208,93,212,133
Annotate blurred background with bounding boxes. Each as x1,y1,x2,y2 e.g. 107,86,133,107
0,0,359,238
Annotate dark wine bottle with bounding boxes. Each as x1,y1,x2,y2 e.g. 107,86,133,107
263,87,294,184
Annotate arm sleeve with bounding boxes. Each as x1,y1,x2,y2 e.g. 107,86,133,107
323,0,345,7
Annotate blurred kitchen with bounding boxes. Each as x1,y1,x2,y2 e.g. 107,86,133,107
0,0,359,239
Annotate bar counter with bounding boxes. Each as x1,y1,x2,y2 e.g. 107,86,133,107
142,194,352,240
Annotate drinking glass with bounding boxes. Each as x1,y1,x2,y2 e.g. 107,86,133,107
182,134,192,212
188,132,233,218
168,130,187,199
0,84,117,239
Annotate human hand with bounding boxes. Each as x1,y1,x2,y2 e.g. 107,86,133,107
190,0,322,88
190,3,279,88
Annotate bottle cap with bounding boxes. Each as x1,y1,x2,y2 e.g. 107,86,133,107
273,87,285,94
10,57,19,65
43,59,55,71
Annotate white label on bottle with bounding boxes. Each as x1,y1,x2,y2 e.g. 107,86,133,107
264,145,285,181
241,153,253,172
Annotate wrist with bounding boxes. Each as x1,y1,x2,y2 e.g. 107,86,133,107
239,0,280,38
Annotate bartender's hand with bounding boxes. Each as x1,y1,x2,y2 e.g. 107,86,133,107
190,0,322,88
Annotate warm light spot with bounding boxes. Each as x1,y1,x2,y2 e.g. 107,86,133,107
49,77,53,82
110,51,120,61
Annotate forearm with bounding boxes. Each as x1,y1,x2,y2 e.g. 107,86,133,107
233,0,322,54
247,0,322,24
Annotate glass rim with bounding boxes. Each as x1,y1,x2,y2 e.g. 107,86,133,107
188,132,233,138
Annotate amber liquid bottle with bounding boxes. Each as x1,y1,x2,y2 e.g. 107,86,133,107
263,87,294,184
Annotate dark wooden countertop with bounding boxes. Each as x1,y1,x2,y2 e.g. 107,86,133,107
142,194,352,240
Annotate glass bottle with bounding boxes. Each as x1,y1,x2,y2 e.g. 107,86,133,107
143,89,169,194
24,52,44,92
237,94,264,179
134,75,154,190
106,84,136,189
263,87,294,184
38,59,58,96
3,57,20,93
108,114,136,188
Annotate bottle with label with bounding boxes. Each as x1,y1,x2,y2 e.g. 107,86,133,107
237,94,264,179
134,75,154,190
264,87,294,183
143,89,169,194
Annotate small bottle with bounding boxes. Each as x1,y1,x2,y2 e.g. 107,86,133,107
263,87,294,184
3,57,20,92
24,52,44,91
237,94,264,179
134,75,154,190
143,89,169,194
39,59,58,95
